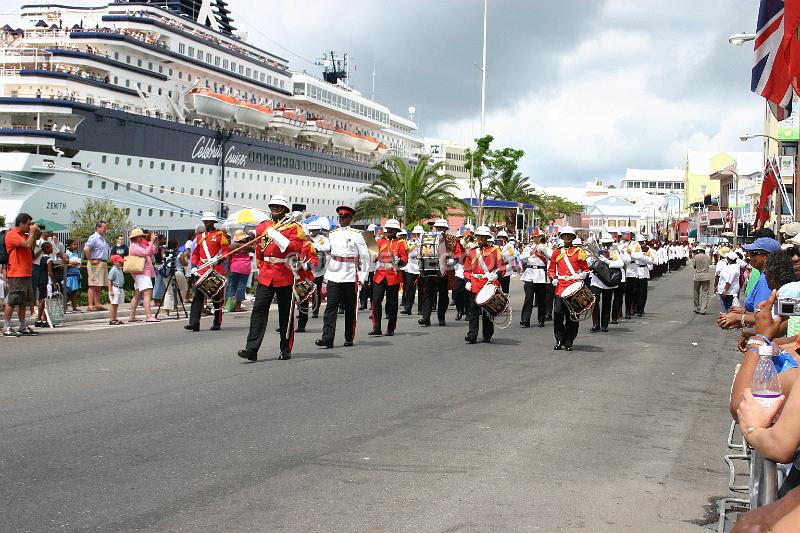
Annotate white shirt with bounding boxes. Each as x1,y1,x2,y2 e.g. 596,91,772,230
623,243,641,279
404,237,421,275
717,261,740,295
311,233,328,278
632,249,654,279
519,245,550,284
588,250,624,289
317,226,370,283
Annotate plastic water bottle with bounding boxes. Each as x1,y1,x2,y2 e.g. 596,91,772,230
752,344,782,407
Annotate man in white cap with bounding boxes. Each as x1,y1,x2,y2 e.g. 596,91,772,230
307,221,327,318
622,234,642,319
419,218,459,327
496,230,514,295
401,225,424,315
237,195,304,362
716,250,742,313
463,225,504,343
368,219,409,336
314,205,371,348
186,212,229,332
519,234,551,327
588,234,623,332
547,226,589,351
630,235,655,316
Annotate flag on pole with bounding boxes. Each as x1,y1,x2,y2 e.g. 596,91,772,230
754,158,780,229
752,0,794,120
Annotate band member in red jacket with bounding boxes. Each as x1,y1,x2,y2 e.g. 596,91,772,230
463,225,505,344
368,219,409,336
186,211,229,332
238,194,304,362
294,234,319,333
547,226,590,351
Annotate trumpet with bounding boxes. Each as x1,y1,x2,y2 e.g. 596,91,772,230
462,234,478,250
259,215,298,252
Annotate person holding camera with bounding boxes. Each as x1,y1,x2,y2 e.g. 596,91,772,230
186,212,229,332
128,228,160,323
3,213,40,336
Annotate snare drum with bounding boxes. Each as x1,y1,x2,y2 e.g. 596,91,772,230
419,232,446,276
194,268,226,298
475,283,512,328
560,281,595,321
293,278,316,304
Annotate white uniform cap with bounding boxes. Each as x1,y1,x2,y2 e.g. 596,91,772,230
475,225,492,237
398,229,407,236
496,230,509,238
559,226,576,236
573,237,583,245
201,211,218,222
367,223,377,231
384,218,401,230
306,221,320,231
464,223,475,230
411,225,425,234
268,194,290,209
726,251,739,261
636,234,646,242
433,218,449,228
600,233,614,243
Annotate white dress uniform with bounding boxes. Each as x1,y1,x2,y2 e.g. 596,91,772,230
317,226,370,283
403,237,421,276
312,233,328,279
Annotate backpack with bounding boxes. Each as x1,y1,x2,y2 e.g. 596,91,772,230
590,258,622,287
0,230,8,265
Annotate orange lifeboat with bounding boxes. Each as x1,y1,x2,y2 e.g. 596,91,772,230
188,88,236,120
234,100,272,129
332,128,360,150
300,117,334,144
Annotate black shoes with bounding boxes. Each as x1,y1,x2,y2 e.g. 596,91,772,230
400,310,411,315
418,319,430,327
554,341,562,350
564,341,573,351
636,313,643,317
237,348,257,362
483,338,492,343
315,338,333,348
385,331,394,336
545,315,552,321
295,327,306,333
538,322,545,327
184,324,199,332
624,314,632,320
210,324,221,331
438,320,446,327
601,327,609,332
520,323,530,328
368,329,382,336
590,325,600,332
465,335,477,344
343,340,354,347
278,351,291,360
311,313,319,318
455,313,463,321
611,319,619,324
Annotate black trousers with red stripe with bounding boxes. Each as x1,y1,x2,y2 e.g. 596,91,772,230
372,280,400,333
322,280,357,344
246,283,292,355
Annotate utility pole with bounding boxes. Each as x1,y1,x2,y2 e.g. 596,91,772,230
477,0,488,225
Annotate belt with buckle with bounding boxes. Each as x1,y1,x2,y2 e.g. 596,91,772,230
263,257,288,264
333,255,359,263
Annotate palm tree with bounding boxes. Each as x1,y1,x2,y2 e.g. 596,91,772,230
485,170,536,228
355,155,473,226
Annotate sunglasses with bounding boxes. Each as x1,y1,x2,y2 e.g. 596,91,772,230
787,246,800,257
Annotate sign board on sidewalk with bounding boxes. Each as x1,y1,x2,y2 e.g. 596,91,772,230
44,295,65,327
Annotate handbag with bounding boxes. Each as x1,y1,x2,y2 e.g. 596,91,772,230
590,258,622,287
123,254,145,274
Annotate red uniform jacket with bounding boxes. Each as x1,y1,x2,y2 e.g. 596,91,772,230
547,246,590,296
255,219,304,287
463,245,505,294
372,238,409,286
191,229,230,276
298,239,318,282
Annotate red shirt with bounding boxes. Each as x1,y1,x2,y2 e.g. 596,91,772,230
191,230,230,276
463,245,504,294
5,227,33,278
298,240,318,282
255,219,304,287
372,238,409,286
547,247,590,296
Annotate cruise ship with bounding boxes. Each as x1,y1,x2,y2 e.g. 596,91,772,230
0,0,424,231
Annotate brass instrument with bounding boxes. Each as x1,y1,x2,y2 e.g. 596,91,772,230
444,233,458,254
537,234,548,245
362,231,380,262
259,215,299,252
463,234,478,250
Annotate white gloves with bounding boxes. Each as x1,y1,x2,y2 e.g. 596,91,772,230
304,262,312,271
267,227,290,253
579,271,588,280
447,258,456,267
190,267,198,276
552,278,558,286
465,281,472,291
486,272,498,282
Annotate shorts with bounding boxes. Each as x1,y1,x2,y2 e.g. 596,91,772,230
109,286,125,305
133,274,153,292
6,277,33,307
87,261,108,287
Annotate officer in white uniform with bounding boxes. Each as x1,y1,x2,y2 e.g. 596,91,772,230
588,234,624,332
314,206,370,348
622,236,641,319
631,235,655,316
308,221,327,318
401,225,423,315
519,236,551,327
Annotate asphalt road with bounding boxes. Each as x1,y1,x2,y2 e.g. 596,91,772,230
1,268,740,532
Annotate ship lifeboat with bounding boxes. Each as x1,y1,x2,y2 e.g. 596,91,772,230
354,133,380,154
188,89,236,121
300,118,334,144
332,128,360,150
234,100,272,129
271,108,303,137
374,142,389,160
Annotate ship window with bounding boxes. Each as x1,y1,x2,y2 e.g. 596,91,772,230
200,167,204,175
215,57,220,66
197,49,203,60
190,188,194,195
223,59,228,69
114,183,119,191
226,192,229,198
191,166,195,174
159,210,163,217
139,160,143,168
282,157,288,166
246,67,251,77
125,80,130,88
199,189,204,196
125,158,131,166
101,181,106,190
188,46,194,57
126,55,130,64
231,61,236,71
249,193,253,200
181,187,184,193
269,155,275,165
101,155,107,164
289,160,295,169
126,183,131,191
206,53,211,63
233,192,237,199
170,211,173,218
239,65,244,74
149,209,153,216
171,164,176,171
114,52,119,60
170,187,175,193
87,180,93,188
137,59,142,67
137,208,142,216
181,165,185,172
178,72,183,80
161,162,165,170
260,73,265,82
138,185,142,192
159,66,163,74
149,185,154,193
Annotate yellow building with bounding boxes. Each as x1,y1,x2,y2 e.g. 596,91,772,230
684,151,762,209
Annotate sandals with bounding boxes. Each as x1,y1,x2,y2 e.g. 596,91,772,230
128,318,142,322
108,320,124,325
145,318,161,323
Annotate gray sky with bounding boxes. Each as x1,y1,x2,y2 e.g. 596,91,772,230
4,1,765,186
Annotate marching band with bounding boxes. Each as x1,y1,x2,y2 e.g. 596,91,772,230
183,205,691,360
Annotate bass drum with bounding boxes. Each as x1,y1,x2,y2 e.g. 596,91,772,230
419,232,447,276
560,281,595,321
475,283,512,328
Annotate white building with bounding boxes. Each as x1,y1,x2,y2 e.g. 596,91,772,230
620,168,685,195
423,138,471,196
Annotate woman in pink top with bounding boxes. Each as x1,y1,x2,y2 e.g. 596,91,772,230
128,228,160,323
225,229,253,312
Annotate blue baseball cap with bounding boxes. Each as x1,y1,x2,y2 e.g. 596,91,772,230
743,237,781,254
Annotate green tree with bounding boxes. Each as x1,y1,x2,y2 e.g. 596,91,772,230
70,198,132,240
355,156,473,227
531,194,584,226
0,214,5,228
483,170,537,228
464,135,525,225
